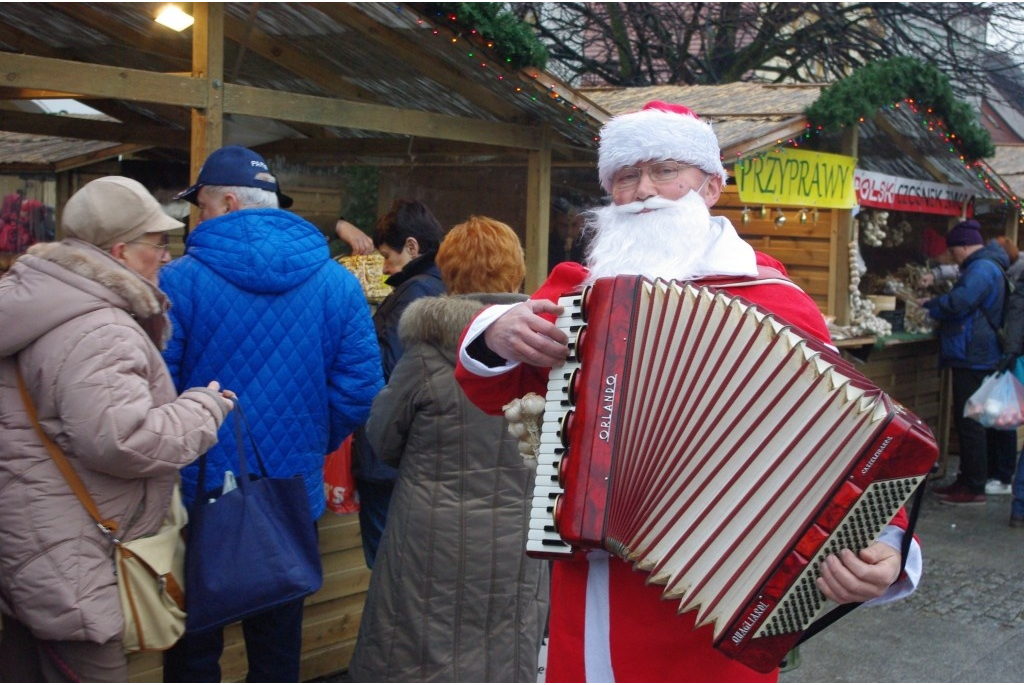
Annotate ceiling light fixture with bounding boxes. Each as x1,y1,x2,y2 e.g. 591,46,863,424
155,5,194,32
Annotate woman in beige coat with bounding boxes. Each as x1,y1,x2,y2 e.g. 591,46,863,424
348,216,549,682
0,177,234,682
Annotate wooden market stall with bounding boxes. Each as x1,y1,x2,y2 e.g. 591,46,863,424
0,3,607,681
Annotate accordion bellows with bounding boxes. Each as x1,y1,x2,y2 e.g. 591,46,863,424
528,276,936,672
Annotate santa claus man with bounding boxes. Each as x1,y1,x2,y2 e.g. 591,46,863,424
455,101,921,683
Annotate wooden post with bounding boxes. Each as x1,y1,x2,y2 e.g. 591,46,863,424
831,124,858,325
188,2,225,223
525,125,553,292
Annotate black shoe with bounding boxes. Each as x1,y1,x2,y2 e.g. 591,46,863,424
1010,515,1024,529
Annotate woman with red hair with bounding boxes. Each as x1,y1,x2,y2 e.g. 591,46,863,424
348,216,549,682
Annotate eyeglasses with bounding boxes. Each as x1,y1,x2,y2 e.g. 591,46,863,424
128,240,171,256
611,161,697,190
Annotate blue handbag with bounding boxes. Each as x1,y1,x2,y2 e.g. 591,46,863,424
184,403,323,633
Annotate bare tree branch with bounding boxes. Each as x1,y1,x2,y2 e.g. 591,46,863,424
509,2,1024,98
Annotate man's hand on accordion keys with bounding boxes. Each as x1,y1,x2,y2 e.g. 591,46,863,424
815,542,902,605
483,300,569,368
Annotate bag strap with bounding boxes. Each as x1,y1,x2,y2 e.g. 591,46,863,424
235,402,269,477
195,400,267,502
979,257,1013,335
15,365,120,540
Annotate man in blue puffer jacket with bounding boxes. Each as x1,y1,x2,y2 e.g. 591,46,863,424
159,146,383,683
923,219,1016,505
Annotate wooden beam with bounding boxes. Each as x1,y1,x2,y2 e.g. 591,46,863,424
188,3,224,195
525,126,553,291
0,109,187,148
0,162,54,173
224,83,543,149
832,124,858,325
514,68,609,128
0,52,206,108
257,137,522,157
53,143,153,173
319,3,522,120
720,117,810,160
0,87,83,100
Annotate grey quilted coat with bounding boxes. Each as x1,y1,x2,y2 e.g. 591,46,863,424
0,239,231,644
348,294,550,682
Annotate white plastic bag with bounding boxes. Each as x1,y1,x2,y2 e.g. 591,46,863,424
964,371,1024,429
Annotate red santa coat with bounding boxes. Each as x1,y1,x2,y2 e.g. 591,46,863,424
455,255,916,683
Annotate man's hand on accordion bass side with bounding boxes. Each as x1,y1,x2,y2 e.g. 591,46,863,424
815,543,902,604
483,300,569,367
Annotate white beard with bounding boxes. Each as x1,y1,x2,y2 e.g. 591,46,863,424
582,193,757,284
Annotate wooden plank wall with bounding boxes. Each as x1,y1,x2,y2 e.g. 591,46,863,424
716,186,835,313
127,513,367,682
858,340,943,433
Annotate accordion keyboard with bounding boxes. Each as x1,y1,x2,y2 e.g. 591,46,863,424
526,294,583,557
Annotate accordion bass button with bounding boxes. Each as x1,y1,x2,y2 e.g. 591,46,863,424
552,494,564,530
557,451,570,488
567,368,580,406
559,410,575,450
574,326,587,364
579,286,593,323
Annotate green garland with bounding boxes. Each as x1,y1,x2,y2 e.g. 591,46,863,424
806,57,994,161
421,3,548,70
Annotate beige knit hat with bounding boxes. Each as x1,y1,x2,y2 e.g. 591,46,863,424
62,176,182,249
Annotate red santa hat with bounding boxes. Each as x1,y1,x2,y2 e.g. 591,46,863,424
597,101,728,193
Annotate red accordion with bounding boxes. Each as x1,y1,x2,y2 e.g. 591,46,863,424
527,275,936,673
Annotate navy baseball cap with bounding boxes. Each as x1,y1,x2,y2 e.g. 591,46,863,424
175,145,294,208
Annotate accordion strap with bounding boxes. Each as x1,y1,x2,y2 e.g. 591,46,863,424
791,480,926,652
692,265,804,291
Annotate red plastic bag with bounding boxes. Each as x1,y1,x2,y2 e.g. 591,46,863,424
324,436,360,514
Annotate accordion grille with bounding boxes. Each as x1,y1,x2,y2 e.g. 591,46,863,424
757,475,924,637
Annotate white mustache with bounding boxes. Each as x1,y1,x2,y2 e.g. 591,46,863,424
612,196,681,215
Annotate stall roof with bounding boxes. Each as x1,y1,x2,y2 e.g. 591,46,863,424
581,83,820,159
0,2,608,170
581,83,1012,200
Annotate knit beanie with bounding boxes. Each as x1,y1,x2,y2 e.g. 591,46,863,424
945,219,983,248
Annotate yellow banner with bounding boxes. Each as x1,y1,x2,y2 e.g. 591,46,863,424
735,148,857,208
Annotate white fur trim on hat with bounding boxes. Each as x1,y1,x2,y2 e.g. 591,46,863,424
598,103,728,192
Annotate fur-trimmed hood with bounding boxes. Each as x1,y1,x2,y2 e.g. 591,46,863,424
0,238,171,355
398,293,527,359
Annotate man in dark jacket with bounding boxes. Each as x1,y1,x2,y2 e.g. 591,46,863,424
924,219,1016,505
159,146,383,682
